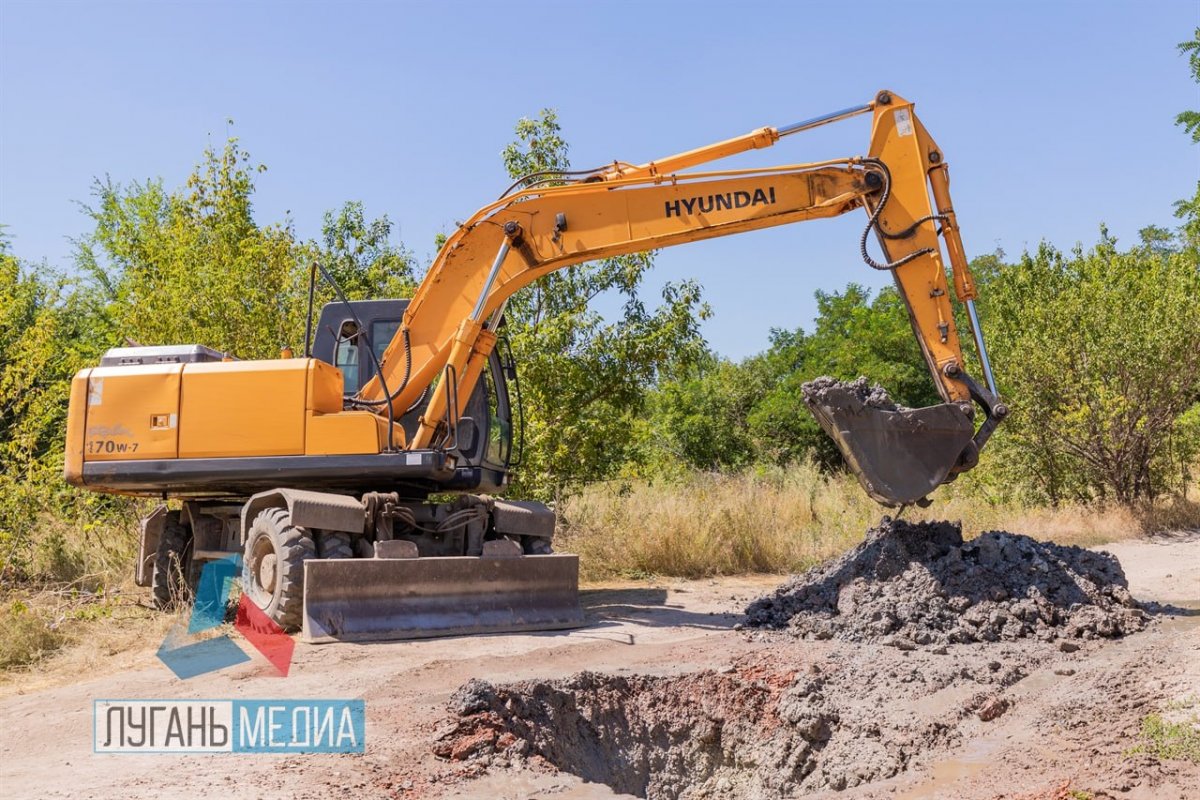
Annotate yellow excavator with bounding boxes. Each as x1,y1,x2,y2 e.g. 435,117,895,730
64,91,1006,642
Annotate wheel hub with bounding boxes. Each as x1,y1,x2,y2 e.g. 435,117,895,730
258,552,278,594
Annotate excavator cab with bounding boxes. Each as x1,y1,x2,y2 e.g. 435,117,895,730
312,298,520,495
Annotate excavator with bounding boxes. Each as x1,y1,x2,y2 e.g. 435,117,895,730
63,91,1007,642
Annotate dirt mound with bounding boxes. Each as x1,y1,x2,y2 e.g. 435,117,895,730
801,375,902,411
745,517,1149,645
432,647,1030,799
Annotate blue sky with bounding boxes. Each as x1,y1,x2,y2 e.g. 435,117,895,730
1,0,1197,358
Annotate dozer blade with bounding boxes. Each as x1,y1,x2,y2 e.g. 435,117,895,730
803,379,975,507
301,553,586,644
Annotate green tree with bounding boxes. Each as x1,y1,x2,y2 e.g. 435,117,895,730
76,138,305,359
75,138,414,359
1,137,412,580
318,201,418,303
641,282,945,473
498,110,710,498
747,284,939,468
1174,27,1200,245
0,240,114,578
983,230,1200,503
644,354,764,473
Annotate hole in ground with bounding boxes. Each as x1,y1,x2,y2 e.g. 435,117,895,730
432,648,1009,799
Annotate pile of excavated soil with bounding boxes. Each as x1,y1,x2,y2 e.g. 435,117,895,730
745,517,1149,645
801,375,902,411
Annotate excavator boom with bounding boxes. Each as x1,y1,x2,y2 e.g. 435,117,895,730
357,90,1005,505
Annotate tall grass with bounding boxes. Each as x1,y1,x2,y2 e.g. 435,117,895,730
0,508,144,677
558,463,1200,582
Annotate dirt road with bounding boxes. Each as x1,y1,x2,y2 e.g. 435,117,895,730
0,533,1196,799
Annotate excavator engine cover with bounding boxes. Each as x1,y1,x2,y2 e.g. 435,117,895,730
803,378,975,507
301,549,585,643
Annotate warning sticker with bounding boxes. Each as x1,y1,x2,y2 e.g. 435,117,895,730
894,108,914,137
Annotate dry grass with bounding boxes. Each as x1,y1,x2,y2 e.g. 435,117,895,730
0,581,176,696
3,465,1197,681
559,464,1200,582
0,510,160,690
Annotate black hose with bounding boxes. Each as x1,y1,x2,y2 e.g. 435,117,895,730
346,327,413,408
497,165,620,199
858,158,943,272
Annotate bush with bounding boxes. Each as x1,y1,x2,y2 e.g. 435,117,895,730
982,231,1200,503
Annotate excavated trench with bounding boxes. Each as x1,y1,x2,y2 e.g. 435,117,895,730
433,518,1154,798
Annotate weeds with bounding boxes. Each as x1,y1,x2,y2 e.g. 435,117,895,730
0,508,145,681
559,464,1200,581
1128,711,1200,763
0,600,66,669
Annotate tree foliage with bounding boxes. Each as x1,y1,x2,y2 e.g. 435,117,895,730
1,139,412,579
0,240,115,576
982,231,1200,502
498,110,710,498
642,283,938,473
1174,27,1200,245
76,140,417,361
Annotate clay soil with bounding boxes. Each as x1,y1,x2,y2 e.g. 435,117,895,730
0,530,1196,799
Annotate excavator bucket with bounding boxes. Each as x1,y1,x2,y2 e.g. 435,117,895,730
301,546,586,643
803,378,975,507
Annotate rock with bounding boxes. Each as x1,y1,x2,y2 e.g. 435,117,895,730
450,679,496,715
883,636,917,651
1059,640,1081,653
976,696,1010,722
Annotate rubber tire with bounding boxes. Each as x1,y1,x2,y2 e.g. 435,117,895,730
241,507,315,632
318,531,354,559
151,512,193,610
521,536,554,555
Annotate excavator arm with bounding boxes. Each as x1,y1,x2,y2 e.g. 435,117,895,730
358,91,1007,506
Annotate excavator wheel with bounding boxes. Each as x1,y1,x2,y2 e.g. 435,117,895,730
151,511,193,610
317,531,354,559
520,536,554,555
241,507,315,632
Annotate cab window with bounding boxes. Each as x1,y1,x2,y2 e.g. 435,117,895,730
370,319,401,366
484,359,511,465
333,320,360,389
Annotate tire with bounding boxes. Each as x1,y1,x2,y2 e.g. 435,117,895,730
317,531,354,559
521,536,554,555
151,512,193,610
241,507,315,632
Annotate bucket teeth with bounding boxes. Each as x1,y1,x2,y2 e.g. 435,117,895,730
803,381,975,507
301,553,585,643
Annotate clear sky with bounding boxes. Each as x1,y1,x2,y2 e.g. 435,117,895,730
2,0,1197,359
